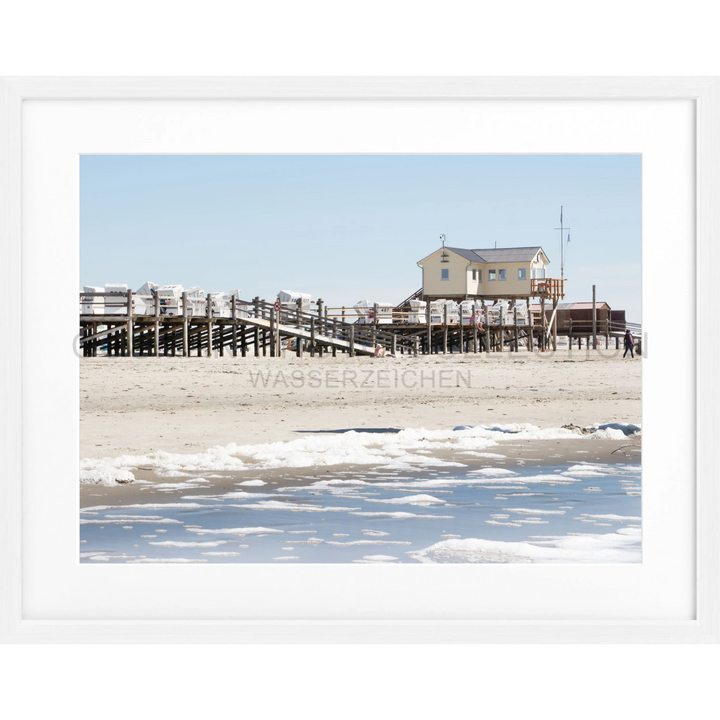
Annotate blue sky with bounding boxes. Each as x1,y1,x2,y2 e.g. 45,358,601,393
80,155,642,319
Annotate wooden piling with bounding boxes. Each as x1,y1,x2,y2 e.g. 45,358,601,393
514,306,519,351
253,297,260,357
270,306,276,357
181,292,189,357
206,293,213,357
349,324,355,357
484,306,490,352
426,301,432,355
443,305,448,354
592,284,597,350
126,290,134,357
527,299,533,352
297,297,304,356
295,298,303,357
317,299,324,357
498,305,503,353
231,296,238,357
153,292,160,357
205,293,213,357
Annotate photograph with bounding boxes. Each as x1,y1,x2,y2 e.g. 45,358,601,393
78,153,642,564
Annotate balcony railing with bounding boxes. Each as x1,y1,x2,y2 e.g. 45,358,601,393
531,278,565,300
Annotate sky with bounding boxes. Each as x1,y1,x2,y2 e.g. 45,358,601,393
80,154,642,320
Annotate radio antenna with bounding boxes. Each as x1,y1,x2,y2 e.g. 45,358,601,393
555,206,570,282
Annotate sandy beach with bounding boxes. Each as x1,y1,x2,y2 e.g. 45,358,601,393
80,349,642,564
80,349,641,459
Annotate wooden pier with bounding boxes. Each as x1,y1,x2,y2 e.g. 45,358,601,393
79,292,420,358
79,291,640,358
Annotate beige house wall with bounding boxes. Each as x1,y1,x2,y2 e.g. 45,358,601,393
476,261,533,296
419,248,550,298
420,249,471,297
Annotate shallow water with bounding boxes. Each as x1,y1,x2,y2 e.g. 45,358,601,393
80,458,641,564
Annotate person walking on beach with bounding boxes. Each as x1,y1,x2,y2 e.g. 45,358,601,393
623,329,635,358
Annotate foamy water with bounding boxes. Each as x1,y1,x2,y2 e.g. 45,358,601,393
80,425,641,564
80,422,640,485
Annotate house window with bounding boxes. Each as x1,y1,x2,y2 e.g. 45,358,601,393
488,269,496,281
518,268,526,280
532,268,545,279
472,269,476,281
499,269,506,281
441,268,449,281
478,269,482,282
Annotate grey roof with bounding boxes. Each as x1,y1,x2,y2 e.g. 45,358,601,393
444,247,481,262
447,246,547,263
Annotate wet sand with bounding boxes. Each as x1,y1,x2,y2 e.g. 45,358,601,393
80,437,640,509
80,350,641,461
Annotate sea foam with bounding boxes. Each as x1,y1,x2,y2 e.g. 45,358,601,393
408,527,641,564
79,422,641,483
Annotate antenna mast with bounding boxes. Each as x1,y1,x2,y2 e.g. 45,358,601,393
560,206,563,282
555,207,570,282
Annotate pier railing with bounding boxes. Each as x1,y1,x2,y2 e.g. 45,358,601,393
531,278,565,299
79,291,640,358
79,291,420,358
325,305,533,327
564,319,642,340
